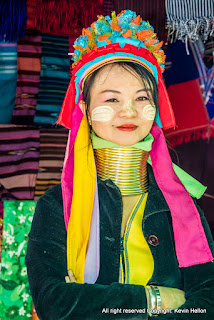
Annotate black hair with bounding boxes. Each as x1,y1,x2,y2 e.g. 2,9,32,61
82,61,159,127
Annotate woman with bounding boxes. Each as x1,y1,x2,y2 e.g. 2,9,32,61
26,10,214,319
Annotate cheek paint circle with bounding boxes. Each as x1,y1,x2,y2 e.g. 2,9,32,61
142,104,156,120
91,106,114,122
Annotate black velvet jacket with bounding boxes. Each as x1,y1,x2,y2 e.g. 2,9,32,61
25,165,214,320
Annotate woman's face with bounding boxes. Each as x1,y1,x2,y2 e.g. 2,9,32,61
83,64,156,146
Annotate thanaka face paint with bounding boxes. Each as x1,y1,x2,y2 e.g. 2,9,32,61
142,104,156,120
91,106,114,122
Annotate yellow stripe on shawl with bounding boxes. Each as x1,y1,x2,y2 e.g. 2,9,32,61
67,116,95,283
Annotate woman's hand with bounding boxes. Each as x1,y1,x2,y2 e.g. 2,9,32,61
145,286,186,311
157,286,186,310
65,270,77,283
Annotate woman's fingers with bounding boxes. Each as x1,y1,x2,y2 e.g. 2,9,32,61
65,270,77,283
68,269,77,283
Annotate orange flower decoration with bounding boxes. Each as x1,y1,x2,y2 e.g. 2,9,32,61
136,29,155,41
122,30,132,38
112,23,121,32
133,15,142,25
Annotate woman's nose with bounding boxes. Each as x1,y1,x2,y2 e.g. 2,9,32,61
118,99,137,118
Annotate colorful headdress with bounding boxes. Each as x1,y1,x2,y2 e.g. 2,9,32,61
57,11,213,284
57,10,175,130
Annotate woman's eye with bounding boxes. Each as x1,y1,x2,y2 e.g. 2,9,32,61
105,98,118,102
136,96,149,101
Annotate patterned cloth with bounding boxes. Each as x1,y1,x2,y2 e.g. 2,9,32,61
163,40,199,88
12,30,42,125
0,126,40,200
190,39,214,120
33,34,70,126
163,39,212,147
0,201,36,319
103,0,114,16
34,127,68,200
0,202,3,262
26,0,103,36
203,37,214,69
0,0,26,41
165,79,210,147
0,43,17,124
69,36,76,78
165,0,214,42
112,0,167,41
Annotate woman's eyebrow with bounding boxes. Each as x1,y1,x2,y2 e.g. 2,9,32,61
100,89,121,94
99,88,151,94
136,88,151,93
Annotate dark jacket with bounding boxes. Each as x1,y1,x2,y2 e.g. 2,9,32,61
25,165,214,320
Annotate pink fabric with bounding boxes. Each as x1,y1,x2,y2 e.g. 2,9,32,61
61,105,83,230
150,123,213,267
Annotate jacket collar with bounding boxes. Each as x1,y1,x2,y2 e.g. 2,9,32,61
144,164,169,218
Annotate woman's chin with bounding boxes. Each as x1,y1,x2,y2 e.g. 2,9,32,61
108,137,142,146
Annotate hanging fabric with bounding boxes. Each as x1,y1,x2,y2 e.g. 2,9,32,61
26,0,103,36
0,201,36,319
0,125,40,200
69,36,76,78
190,39,214,121
103,0,114,16
34,128,68,200
163,40,212,147
12,30,42,125
0,43,17,124
33,33,70,125
163,40,199,87
0,201,3,263
203,36,214,69
164,79,210,147
0,0,26,41
165,0,214,43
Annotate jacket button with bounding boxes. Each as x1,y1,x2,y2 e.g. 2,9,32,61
147,235,159,246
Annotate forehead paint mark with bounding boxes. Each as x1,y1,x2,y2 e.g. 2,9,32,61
91,106,114,122
142,104,156,120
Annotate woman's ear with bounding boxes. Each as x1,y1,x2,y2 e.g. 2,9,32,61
79,100,86,116
79,100,92,125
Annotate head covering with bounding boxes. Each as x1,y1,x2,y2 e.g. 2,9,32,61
57,10,213,284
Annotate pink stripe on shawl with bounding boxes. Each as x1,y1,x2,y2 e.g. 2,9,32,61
61,104,83,230
150,123,213,267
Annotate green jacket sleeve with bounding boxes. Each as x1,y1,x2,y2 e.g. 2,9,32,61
25,190,148,320
157,200,214,319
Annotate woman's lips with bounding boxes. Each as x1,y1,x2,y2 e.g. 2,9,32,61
117,124,138,132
